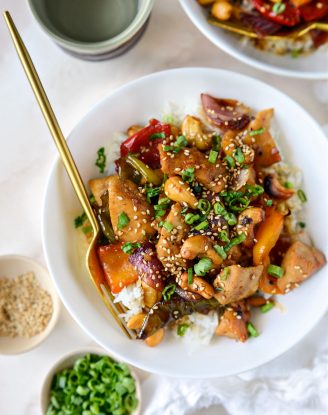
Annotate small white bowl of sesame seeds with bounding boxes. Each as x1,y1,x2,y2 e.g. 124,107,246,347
0,254,60,355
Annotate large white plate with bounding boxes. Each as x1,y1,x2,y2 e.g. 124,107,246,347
43,68,328,378
179,0,328,79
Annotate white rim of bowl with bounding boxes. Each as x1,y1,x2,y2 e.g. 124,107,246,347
27,0,154,55
0,254,60,355
42,67,328,377
40,347,141,415
179,0,328,80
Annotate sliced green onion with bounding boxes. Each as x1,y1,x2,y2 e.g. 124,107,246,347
272,2,286,14
245,184,264,198
228,197,250,212
284,181,294,189
145,185,161,203
218,230,230,243
188,267,194,285
194,258,213,276
233,147,244,164
224,233,246,252
163,145,176,152
122,242,141,254
225,212,237,226
82,225,92,235
74,212,87,228
209,150,218,164
267,264,284,278
260,302,275,313
150,132,166,140
266,199,273,207
214,245,227,260
118,212,130,230
247,322,259,337
225,155,235,168
214,202,226,216
212,134,221,151
197,199,211,215
95,147,106,173
177,324,189,337
297,189,307,203
194,220,209,231
163,221,174,232
181,167,195,183
291,49,300,59
220,267,230,281
249,127,265,136
184,213,200,225
298,221,306,229
175,135,188,147
162,283,176,301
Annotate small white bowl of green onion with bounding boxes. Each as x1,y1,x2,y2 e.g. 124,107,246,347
40,348,141,415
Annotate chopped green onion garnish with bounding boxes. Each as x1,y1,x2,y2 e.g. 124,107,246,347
184,213,200,225
197,199,211,215
145,185,161,203
245,184,264,198
297,189,307,203
194,258,213,276
150,132,166,140
272,2,286,14
214,245,227,260
175,135,188,147
192,184,202,194
249,127,265,136
122,242,141,254
214,202,226,216
162,283,176,301
74,212,87,228
218,230,230,243
234,147,244,164
177,323,189,337
118,212,130,230
225,155,235,168
225,212,237,226
260,302,275,313
163,221,174,232
284,181,293,189
267,264,284,278
212,134,221,151
181,167,195,183
163,145,176,152
291,49,300,59
298,221,306,229
266,199,273,207
220,267,230,281
247,322,259,337
224,233,246,252
194,220,209,231
188,267,194,284
82,225,92,235
95,147,106,173
208,150,218,164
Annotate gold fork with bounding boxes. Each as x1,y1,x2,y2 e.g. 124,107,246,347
3,11,133,339
208,17,328,40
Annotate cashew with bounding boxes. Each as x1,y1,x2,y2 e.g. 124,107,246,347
177,272,214,299
180,235,223,267
127,124,142,137
164,176,198,209
211,1,233,21
237,207,265,248
181,115,212,151
145,328,165,347
127,313,146,330
142,281,161,308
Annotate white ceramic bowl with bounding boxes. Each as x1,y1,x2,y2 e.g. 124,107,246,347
43,67,328,378
179,0,328,79
0,255,60,354
40,347,141,415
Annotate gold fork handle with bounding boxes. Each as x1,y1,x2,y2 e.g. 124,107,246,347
3,11,99,235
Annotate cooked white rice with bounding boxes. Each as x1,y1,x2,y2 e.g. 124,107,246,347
114,280,144,322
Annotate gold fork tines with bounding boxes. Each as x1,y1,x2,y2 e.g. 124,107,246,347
3,11,134,339
208,17,328,41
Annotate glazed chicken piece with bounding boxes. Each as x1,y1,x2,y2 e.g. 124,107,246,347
158,145,227,192
213,265,263,305
277,241,326,293
156,203,190,274
90,176,155,242
215,300,250,342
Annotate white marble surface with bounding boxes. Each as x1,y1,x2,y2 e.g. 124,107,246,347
0,0,327,414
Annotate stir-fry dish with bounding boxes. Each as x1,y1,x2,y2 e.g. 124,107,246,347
197,0,328,56
76,93,326,347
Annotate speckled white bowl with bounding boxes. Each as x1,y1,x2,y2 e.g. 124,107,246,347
0,254,60,355
40,347,141,415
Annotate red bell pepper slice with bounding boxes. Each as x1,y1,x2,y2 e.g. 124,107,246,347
252,0,301,26
299,1,328,22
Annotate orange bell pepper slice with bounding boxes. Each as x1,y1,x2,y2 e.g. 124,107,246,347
98,243,138,294
253,208,284,266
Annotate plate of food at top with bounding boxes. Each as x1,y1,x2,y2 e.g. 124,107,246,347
43,67,328,378
179,0,328,79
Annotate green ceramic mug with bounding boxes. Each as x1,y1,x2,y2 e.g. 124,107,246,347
27,0,154,60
